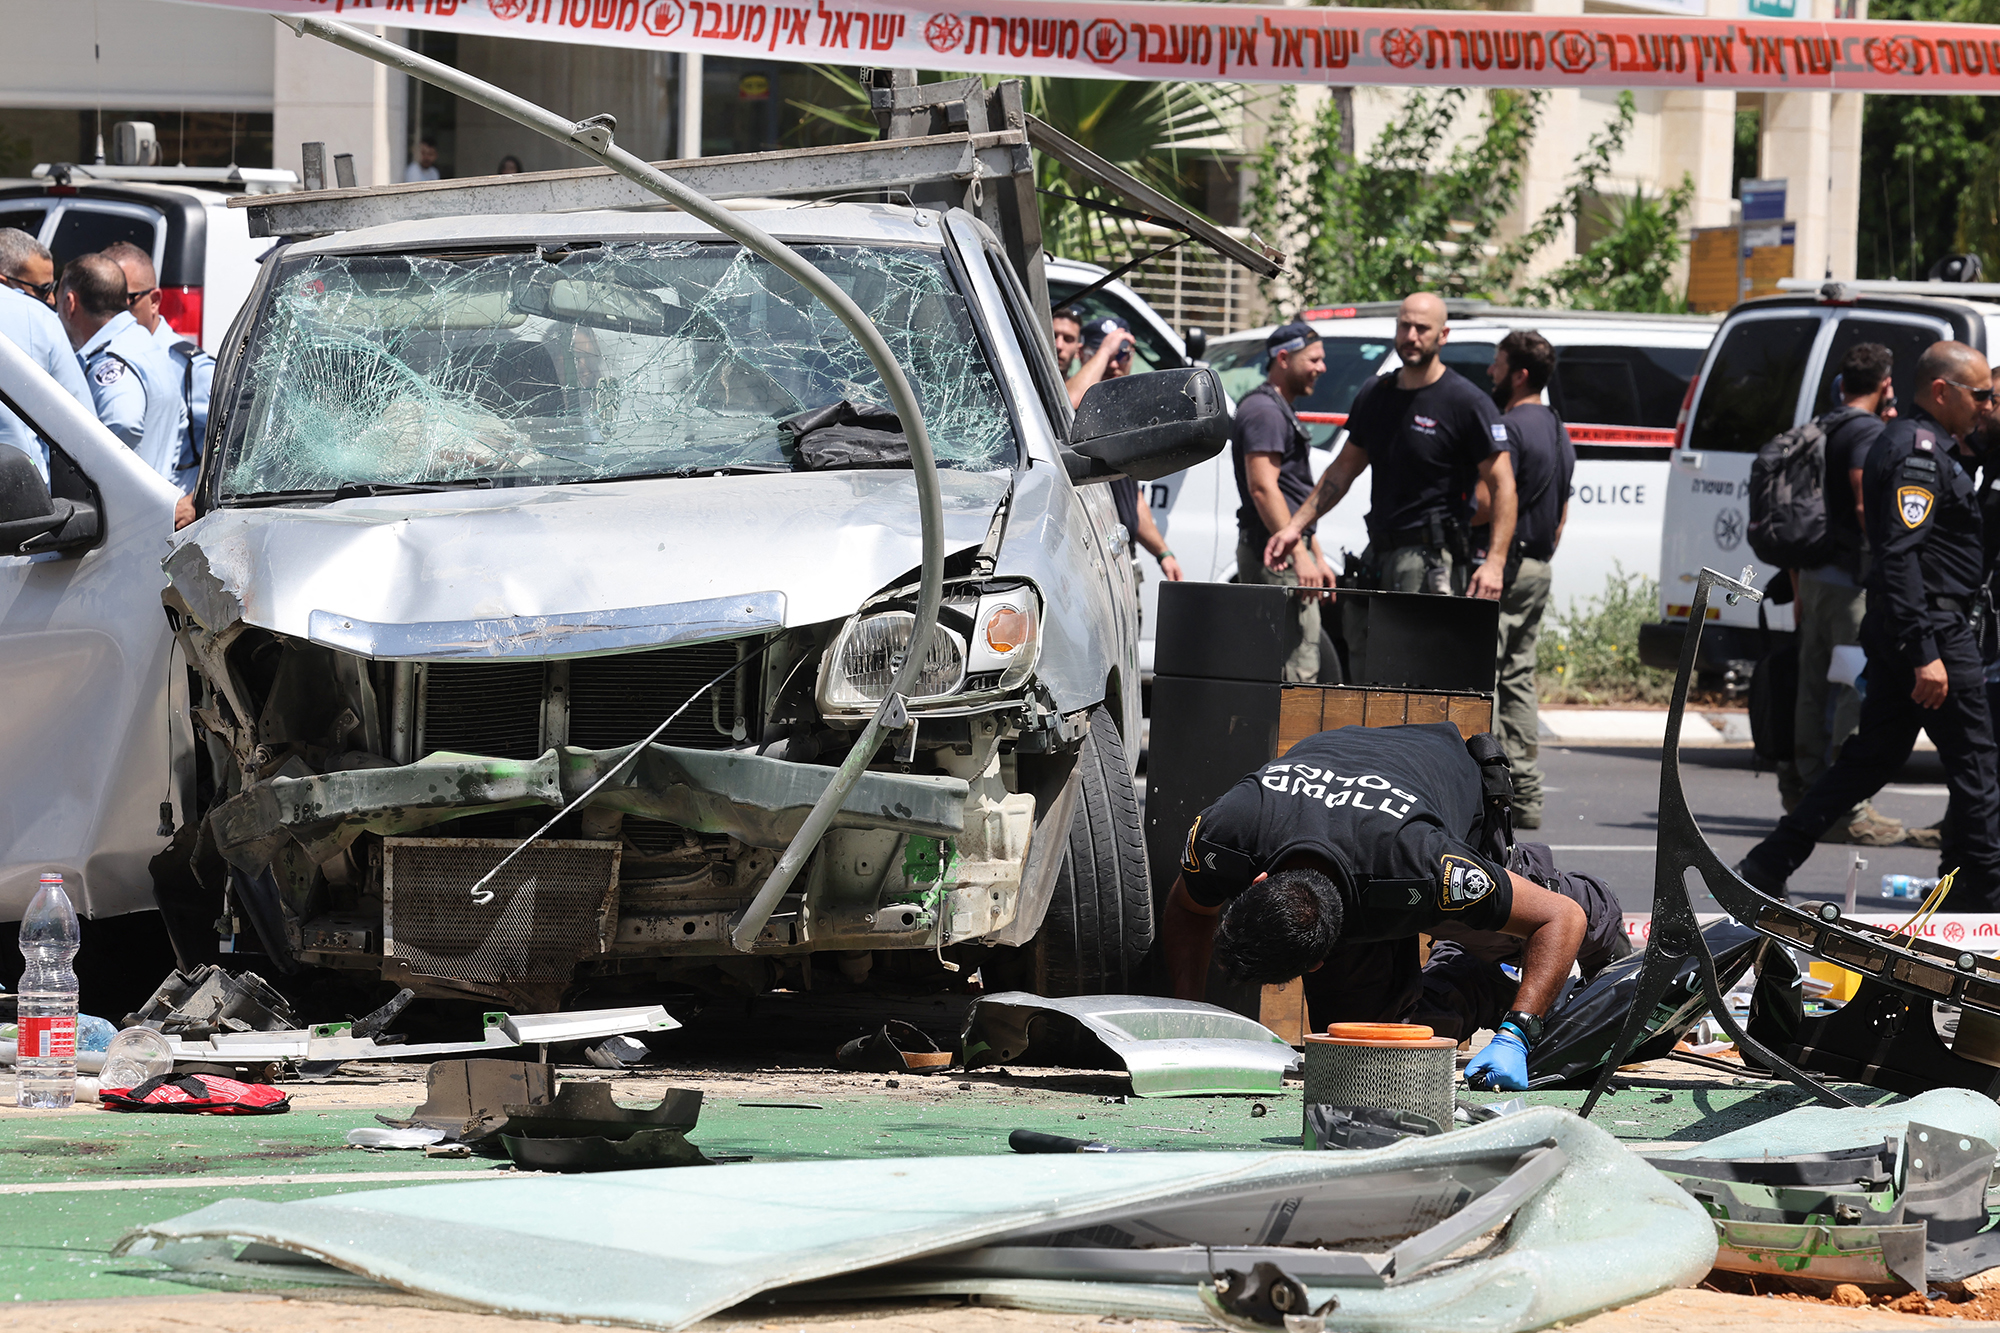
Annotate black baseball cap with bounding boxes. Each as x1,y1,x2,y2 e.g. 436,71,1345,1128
1266,321,1321,357
1082,315,1131,355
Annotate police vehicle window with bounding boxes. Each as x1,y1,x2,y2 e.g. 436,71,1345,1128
1044,280,1180,372
1687,317,1819,452
0,208,47,237
50,210,156,266
1206,334,1397,449
1440,339,1498,391
1549,345,1704,428
1811,317,1946,418
1206,337,1275,402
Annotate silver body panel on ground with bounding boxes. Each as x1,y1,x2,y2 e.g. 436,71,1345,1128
118,1107,1717,1333
960,992,1301,1097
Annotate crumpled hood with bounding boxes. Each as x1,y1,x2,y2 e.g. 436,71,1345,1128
166,469,1010,658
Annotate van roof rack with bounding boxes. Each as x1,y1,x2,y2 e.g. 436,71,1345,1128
36,163,298,194
1776,277,2000,302
232,73,1280,319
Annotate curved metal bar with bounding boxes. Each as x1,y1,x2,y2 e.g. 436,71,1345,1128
1579,567,1851,1115
275,18,946,953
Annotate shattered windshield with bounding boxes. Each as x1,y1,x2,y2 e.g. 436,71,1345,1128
220,241,1014,497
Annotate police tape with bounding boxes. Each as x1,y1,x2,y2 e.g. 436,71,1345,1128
179,0,2000,94
1622,910,2000,948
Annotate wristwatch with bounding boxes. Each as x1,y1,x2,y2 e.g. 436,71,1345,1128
1500,1010,1545,1044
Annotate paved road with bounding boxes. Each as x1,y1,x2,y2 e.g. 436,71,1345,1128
1540,743,1957,913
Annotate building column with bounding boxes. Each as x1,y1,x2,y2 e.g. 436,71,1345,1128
1762,89,1833,282
272,23,407,187
1828,91,1863,280
1502,0,1582,279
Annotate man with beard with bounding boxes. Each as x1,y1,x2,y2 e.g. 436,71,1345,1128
1263,292,1516,602
1230,320,1330,681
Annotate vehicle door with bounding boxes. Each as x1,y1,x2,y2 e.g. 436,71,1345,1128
0,335,181,920
1660,309,1826,634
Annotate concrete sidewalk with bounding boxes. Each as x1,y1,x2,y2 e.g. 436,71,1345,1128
1541,708,1936,751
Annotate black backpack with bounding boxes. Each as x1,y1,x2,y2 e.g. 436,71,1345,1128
1746,415,1840,569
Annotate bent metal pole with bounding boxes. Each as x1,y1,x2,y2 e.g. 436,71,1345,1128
275,16,946,952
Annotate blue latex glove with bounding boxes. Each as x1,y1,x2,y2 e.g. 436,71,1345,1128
1464,1025,1530,1092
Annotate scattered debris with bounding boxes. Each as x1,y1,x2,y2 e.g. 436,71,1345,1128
1008,1129,1130,1154
117,1107,1716,1332
961,993,1298,1097
157,1004,678,1066
347,1126,447,1150
834,1021,951,1074
123,965,297,1039
1650,1088,2000,1291
99,1072,290,1115
379,1058,552,1146
585,1035,652,1069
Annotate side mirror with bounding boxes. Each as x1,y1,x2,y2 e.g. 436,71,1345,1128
1184,326,1207,363
1064,366,1230,484
0,447,98,557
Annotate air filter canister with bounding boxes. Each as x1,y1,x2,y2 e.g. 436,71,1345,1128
1303,1024,1458,1144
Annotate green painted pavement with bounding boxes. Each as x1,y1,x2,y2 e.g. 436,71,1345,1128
0,1075,1901,1305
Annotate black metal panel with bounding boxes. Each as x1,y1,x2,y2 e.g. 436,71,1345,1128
1142,674,1280,912
1339,591,1499,694
421,661,545,760
568,641,749,752
1154,582,1294,683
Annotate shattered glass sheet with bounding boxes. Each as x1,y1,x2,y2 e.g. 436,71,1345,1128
222,242,1012,497
116,1108,1717,1333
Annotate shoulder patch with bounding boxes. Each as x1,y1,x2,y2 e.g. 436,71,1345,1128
1439,854,1495,911
1490,423,1508,444
1181,817,1203,874
91,356,126,387
1898,485,1935,529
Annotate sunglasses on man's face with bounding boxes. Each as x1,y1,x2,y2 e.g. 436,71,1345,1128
125,287,158,306
1953,380,1997,404
3,275,54,301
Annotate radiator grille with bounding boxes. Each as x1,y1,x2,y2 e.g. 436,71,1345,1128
383,837,619,986
624,817,699,858
421,661,545,760
568,640,749,751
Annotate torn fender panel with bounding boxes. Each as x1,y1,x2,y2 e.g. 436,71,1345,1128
115,1109,1717,1333
961,993,1300,1098
209,743,968,872
166,469,1010,647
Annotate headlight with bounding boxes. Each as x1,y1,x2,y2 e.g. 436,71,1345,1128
965,593,1040,691
818,611,967,710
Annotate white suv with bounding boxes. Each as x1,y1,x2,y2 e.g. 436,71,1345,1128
1159,303,1717,677
1640,282,2000,680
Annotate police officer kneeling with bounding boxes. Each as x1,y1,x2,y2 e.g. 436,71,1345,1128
1741,340,2000,907
1163,722,1627,1092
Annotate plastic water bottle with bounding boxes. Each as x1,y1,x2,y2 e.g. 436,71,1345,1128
1881,873,1942,901
16,873,79,1109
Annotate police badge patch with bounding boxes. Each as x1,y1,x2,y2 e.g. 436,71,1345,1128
91,357,126,387
1181,817,1203,874
1439,854,1494,910
1898,485,1934,529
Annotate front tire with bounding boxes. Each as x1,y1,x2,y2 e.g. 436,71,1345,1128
1033,704,1153,996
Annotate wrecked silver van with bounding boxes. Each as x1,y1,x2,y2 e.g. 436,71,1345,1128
0,69,1266,1008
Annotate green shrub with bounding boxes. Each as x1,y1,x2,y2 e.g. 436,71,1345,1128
1537,563,1675,706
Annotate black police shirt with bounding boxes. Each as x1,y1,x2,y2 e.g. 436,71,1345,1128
1344,367,1505,541
1863,406,1985,667
1179,722,1514,942
1232,382,1317,545
1495,402,1575,562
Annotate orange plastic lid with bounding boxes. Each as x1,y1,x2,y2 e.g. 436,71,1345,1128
1324,1022,1435,1042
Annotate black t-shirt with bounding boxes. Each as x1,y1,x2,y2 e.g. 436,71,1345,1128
1344,367,1505,541
1232,381,1317,544
1496,403,1575,562
1820,405,1886,563
1110,476,1140,555
1179,722,1514,941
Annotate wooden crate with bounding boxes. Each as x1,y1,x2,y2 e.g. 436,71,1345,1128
1277,684,1494,755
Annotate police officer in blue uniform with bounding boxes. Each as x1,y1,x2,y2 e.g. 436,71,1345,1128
106,241,212,500
0,229,93,482
1742,341,2000,910
57,252,187,489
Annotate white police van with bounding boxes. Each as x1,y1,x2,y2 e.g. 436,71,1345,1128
1160,303,1716,677
1639,281,2000,683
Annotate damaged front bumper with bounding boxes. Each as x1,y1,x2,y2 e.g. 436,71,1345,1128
214,741,1040,989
